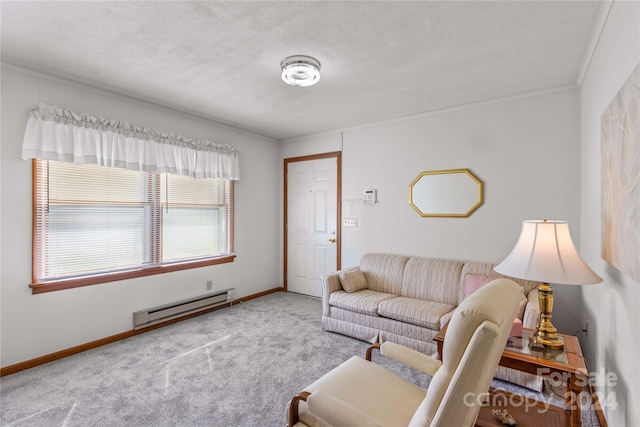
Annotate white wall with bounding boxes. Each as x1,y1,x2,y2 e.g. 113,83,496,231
579,1,640,425
282,88,584,334
0,65,281,368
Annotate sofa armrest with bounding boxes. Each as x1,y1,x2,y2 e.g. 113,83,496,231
367,342,442,376
321,267,358,316
522,288,541,329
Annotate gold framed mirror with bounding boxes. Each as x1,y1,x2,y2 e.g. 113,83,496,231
409,169,484,217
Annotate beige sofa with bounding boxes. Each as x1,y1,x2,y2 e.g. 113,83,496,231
321,253,543,390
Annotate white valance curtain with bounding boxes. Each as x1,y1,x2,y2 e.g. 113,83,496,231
21,103,240,180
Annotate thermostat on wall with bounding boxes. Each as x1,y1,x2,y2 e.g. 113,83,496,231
364,189,377,204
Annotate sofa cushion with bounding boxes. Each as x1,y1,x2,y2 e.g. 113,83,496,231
378,297,456,330
329,290,398,316
401,258,463,306
463,273,528,319
339,269,368,293
360,253,410,295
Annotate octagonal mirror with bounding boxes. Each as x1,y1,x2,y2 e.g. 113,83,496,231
409,169,483,217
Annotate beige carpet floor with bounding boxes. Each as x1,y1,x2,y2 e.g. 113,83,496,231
0,291,599,426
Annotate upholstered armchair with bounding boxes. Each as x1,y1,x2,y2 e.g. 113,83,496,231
287,278,522,427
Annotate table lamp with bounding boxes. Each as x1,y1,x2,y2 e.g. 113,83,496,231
494,220,602,350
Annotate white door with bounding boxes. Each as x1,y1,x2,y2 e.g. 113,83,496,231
286,157,338,297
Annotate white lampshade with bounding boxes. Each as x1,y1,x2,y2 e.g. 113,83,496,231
495,220,602,285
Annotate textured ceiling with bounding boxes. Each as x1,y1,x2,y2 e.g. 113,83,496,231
1,1,601,140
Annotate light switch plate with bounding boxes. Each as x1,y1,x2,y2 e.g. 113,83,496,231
343,218,358,227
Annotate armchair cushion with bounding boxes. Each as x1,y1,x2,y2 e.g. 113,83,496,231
297,355,426,427
307,391,383,427
339,268,368,293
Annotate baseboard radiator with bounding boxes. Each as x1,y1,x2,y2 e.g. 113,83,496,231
133,288,236,329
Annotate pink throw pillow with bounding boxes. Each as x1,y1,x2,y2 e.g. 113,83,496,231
463,273,499,299
510,318,523,337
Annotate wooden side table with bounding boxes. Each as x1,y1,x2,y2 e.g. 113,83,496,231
475,388,570,427
434,326,588,427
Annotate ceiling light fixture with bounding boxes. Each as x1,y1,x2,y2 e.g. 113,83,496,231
281,55,321,87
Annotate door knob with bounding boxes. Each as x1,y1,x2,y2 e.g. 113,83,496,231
329,238,336,243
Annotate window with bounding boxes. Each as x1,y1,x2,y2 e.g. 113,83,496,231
31,159,234,293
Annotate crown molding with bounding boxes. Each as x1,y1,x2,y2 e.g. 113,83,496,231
576,1,615,87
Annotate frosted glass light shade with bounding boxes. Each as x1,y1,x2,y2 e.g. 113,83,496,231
281,55,321,87
495,220,602,285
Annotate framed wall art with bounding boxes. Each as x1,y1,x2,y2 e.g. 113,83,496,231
601,63,640,281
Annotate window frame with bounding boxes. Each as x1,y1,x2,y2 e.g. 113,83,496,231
30,159,235,294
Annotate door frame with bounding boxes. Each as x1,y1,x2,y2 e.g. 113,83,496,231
283,151,342,291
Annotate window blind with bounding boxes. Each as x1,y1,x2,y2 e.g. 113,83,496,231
34,160,233,283
160,173,230,262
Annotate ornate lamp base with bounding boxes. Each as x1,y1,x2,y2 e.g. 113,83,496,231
529,282,565,350
529,331,564,350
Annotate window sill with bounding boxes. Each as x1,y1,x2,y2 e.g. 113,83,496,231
30,255,236,294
